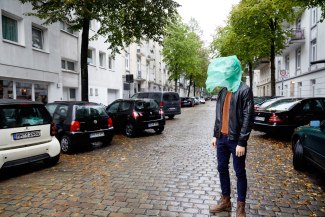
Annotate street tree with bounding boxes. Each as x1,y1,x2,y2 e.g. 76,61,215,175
291,0,325,21
20,0,179,101
230,0,301,96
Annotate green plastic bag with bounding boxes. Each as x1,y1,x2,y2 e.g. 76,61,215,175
205,55,242,93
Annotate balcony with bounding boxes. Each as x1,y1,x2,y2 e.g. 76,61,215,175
282,29,305,54
254,58,270,70
134,71,146,82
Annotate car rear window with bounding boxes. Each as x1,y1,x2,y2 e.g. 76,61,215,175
148,93,162,102
0,104,52,129
134,100,159,111
163,93,180,101
74,105,108,120
264,99,301,111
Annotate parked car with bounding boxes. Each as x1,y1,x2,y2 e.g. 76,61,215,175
254,97,325,134
199,97,206,104
192,97,200,105
45,101,114,153
0,99,60,169
131,92,181,119
292,120,325,173
181,97,194,107
106,99,165,137
254,96,283,110
210,95,218,101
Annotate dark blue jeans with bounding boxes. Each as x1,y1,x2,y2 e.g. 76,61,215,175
217,134,247,202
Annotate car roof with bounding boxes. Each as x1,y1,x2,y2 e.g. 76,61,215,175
49,101,99,105
136,91,178,95
0,99,43,105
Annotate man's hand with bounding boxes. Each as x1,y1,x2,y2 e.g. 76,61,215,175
236,145,245,157
211,137,217,149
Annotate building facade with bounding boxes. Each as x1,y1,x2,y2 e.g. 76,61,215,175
253,7,325,97
0,0,174,105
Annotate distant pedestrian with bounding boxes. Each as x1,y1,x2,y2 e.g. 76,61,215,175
205,55,254,217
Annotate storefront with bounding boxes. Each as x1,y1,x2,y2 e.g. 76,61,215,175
0,79,48,104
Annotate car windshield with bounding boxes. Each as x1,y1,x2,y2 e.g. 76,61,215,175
264,99,301,111
74,105,108,119
0,104,52,129
134,100,159,111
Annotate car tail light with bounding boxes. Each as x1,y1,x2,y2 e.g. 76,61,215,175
268,113,284,123
50,122,57,136
132,111,140,119
70,121,80,132
160,101,164,108
159,109,164,115
107,117,113,127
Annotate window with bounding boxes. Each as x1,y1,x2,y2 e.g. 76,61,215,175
69,88,76,99
137,58,141,78
87,49,95,65
60,21,73,34
32,27,43,49
95,88,98,96
107,102,119,113
61,59,76,71
125,53,130,70
285,55,289,70
298,82,302,97
89,88,93,96
0,80,13,99
311,8,317,26
296,48,301,70
119,101,131,112
311,40,317,62
108,56,114,70
16,82,32,100
2,15,18,42
311,79,316,96
99,52,106,68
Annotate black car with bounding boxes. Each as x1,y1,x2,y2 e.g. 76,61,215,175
254,97,325,134
131,92,181,119
45,101,114,153
181,97,194,107
292,120,325,173
106,99,165,137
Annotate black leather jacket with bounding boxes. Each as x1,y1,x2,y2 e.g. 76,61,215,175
213,82,254,147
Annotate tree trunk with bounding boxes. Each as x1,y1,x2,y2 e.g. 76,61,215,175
187,76,192,97
81,19,90,101
174,79,177,92
193,81,196,96
270,39,276,96
248,62,253,90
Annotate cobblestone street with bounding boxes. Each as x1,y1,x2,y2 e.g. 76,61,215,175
0,102,324,217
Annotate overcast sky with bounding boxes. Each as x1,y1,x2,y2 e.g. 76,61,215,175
175,0,240,46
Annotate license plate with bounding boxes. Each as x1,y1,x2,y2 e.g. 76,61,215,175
148,122,159,127
255,116,265,121
169,107,176,110
13,130,41,140
89,132,105,138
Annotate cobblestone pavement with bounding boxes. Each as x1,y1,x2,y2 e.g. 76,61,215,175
0,102,324,217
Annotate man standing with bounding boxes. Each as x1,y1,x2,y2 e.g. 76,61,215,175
205,56,254,217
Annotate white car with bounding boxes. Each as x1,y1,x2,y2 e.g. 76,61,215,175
0,99,60,169
199,97,206,104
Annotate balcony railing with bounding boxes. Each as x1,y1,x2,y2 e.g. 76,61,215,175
289,29,305,41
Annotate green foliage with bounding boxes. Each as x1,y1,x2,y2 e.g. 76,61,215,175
293,0,325,21
162,18,208,90
19,0,180,54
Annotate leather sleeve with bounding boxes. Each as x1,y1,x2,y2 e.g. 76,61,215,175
238,87,254,147
213,88,225,137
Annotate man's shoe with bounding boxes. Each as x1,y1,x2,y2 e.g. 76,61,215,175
209,195,231,213
236,201,246,217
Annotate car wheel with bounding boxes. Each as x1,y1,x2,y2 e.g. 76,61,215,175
154,126,164,134
293,139,305,171
43,154,60,167
60,136,73,154
168,115,175,119
125,123,136,137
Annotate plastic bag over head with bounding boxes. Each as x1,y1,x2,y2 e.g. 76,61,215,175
205,55,242,93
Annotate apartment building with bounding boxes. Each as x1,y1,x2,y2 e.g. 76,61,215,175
0,1,62,103
276,7,325,97
253,7,325,97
